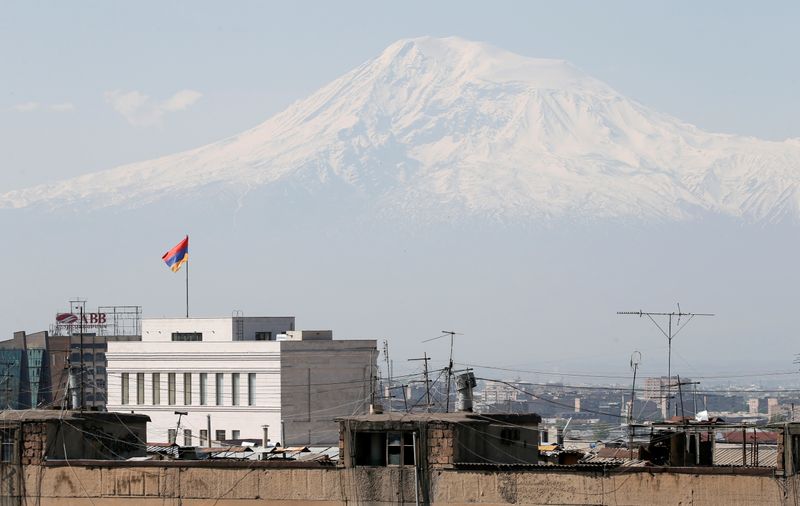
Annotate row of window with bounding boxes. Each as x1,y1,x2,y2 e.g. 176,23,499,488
120,372,256,407
170,331,274,342
168,428,241,446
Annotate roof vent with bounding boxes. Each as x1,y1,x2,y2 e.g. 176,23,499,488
455,372,477,412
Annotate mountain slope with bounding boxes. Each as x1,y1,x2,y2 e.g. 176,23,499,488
3,36,800,222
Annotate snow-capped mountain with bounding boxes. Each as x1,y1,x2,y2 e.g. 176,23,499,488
3,36,800,222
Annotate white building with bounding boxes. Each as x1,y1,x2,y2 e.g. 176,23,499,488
106,316,376,446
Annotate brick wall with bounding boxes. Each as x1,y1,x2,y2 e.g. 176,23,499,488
427,422,455,467
20,422,45,465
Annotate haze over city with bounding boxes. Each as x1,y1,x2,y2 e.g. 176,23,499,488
2,1,800,383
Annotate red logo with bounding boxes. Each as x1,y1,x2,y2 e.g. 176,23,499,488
56,313,78,324
55,312,107,325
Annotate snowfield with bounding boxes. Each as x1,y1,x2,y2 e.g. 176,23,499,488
3,36,800,223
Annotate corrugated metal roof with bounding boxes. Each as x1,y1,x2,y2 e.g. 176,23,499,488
580,455,648,467
713,446,776,467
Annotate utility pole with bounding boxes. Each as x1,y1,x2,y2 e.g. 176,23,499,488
618,304,713,418
79,304,85,411
174,411,188,445
423,331,460,412
675,377,700,420
629,351,641,451
408,353,432,412
382,341,391,412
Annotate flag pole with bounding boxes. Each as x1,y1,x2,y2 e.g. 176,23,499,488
185,235,189,318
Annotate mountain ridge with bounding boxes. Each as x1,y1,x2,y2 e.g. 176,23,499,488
3,36,800,223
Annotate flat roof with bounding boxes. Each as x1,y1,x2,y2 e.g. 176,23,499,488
0,409,150,423
337,412,541,424
143,316,295,320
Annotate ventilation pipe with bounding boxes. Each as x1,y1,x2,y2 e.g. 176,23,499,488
455,372,477,412
68,369,80,410
262,425,270,447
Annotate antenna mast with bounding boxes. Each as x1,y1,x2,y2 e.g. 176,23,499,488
617,304,713,419
629,351,641,451
423,331,461,412
408,353,432,412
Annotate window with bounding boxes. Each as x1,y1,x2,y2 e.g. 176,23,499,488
168,429,177,445
387,432,402,465
354,431,416,467
0,428,16,463
171,332,202,341
215,373,223,406
500,428,521,445
248,373,256,406
200,373,207,405
231,430,240,440
215,430,226,442
168,373,176,405
184,373,192,405
199,429,208,447
184,429,192,447
121,373,129,405
231,373,240,406
152,373,160,405
136,373,144,405
254,332,272,341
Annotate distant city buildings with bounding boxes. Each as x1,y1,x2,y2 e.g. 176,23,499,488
642,376,692,419
0,301,142,410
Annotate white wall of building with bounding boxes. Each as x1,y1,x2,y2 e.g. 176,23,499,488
107,316,376,446
141,317,294,342
107,340,282,444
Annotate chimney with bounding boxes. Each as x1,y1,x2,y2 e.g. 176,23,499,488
455,372,477,412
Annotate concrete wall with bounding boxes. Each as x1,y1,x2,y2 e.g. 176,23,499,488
280,340,376,446
0,462,792,505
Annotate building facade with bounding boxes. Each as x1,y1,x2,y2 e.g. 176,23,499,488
106,317,376,446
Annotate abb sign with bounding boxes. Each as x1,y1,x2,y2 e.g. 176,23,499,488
55,312,107,325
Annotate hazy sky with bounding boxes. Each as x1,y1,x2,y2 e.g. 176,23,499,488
2,2,800,383
2,1,799,192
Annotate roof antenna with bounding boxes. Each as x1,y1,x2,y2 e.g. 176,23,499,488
423,331,461,412
617,304,713,419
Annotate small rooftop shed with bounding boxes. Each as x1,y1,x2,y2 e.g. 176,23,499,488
337,412,541,469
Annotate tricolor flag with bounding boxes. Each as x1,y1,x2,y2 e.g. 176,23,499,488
162,236,189,272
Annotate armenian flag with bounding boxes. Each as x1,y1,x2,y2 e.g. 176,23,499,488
162,236,189,272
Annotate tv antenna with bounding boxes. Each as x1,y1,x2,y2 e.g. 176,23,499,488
423,331,461,412
617,304,713,418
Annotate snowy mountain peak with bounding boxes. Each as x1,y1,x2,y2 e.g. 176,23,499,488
375,36,589,89
2,37,800,223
